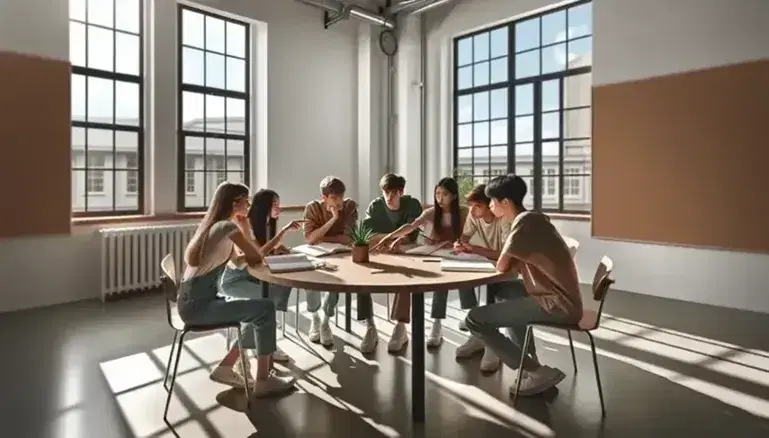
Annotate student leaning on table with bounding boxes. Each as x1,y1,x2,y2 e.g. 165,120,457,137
361,173,423,353
177,182,295,398
464,174,582,397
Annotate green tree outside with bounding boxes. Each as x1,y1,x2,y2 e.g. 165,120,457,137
453,168,476,205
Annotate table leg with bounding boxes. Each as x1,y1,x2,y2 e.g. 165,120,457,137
411,293,425,423
344,292,352,333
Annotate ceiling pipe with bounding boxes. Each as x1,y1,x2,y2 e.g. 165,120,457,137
385,0,430,15
409,0,454,15
296,0,395,29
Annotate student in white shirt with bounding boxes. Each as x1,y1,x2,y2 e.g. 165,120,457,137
178,182,295,398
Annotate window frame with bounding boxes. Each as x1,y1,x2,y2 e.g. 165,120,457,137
70,0,145,217
452,0,592,214
176,4,251,212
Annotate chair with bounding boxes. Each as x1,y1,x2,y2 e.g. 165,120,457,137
160,254,251,427
512,256,615,417
562,235,580,258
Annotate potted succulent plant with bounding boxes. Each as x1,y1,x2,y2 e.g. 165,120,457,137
349,221,373,263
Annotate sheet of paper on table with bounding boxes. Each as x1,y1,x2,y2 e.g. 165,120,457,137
291,243,351,258
264,254,318,273
439,259,497,273
404,245,490,262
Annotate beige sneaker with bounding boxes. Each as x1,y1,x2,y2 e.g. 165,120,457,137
479,349,500,372
210,359,248,388
252,374,296,398
319,319,334,347
510,366,566,397
387,322,409,353
308,314,321,343
426,321,443,348
455,335,485,358
272,347,290,363
360,326,379,354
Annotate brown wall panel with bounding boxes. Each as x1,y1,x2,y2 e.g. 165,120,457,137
593,59,769,254
0,51,71,238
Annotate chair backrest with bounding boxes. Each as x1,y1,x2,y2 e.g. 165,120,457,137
562,236,580,258
160,255,179,328
591,256,615,317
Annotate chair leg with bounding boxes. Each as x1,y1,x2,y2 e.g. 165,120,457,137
295,289,301,333
511,325,533,406
163,331,179,392
225,328,233,352
235,326,252,409
386,293,390,321
164,331,187,428
567,330,578,373
281,309,286,338
587,332,606,417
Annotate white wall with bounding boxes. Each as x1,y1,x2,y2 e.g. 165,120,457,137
421,0,769,313
0,0,380,312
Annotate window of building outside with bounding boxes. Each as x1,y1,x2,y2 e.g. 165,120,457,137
178,5,250,211
69,0,144,215
453,0,592,213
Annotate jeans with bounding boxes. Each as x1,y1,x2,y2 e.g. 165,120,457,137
391,288,480,321
219,266,293,311
306,291,374,320
465,280,569,371
178,266,276,356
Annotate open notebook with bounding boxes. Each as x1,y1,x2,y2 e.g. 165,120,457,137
440,259,497,273
291,243,351,258
405,244,490,262
264,254,317,273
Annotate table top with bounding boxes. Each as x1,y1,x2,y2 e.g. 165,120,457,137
248,253,512,294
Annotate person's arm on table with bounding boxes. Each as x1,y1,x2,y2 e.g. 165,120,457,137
304,203,337,245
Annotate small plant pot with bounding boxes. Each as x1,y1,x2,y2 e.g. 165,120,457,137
352,244,370,263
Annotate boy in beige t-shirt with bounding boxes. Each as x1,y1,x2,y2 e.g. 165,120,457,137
465,175,582,397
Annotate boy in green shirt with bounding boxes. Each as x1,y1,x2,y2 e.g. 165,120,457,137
362,173,423,352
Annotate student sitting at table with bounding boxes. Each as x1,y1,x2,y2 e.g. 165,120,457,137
303,176,370,348
217,189,304,364
374,177,468,348
465,175,580,396
178,182,295,397
361,173,423,353
452,183,512,372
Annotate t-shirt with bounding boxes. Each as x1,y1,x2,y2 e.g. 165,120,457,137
422,205,469,242
361,195,423,241
183,220,239,281
462,216,512,251
502,211,582,321
303,198,358,238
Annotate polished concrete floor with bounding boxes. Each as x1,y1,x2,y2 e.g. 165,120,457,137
1,287,769,438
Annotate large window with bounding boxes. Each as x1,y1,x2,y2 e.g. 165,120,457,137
178,5,250,211
453,0,592,213
70,0,144,215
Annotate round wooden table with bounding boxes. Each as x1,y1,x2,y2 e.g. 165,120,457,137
249,252,511,423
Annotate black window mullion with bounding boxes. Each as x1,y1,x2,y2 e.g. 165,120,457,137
532,81,543,211
244,22,251,187
507,23,515,175
558,76,565,211
112,0,117,211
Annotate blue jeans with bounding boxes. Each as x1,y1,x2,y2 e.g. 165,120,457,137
178,265,276,356
305,291,374,320
430,288,478,319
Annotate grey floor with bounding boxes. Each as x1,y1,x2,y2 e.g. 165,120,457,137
2,287,769,438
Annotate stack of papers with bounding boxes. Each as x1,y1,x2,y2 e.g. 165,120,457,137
265,254,317,273
405,245,490,262
440,259,497,273
291,243,351,258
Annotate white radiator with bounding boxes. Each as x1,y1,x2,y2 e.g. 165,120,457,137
99,224,198,300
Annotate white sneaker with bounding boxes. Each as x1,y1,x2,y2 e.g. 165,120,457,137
510,366,566,397
272,347,290,363
455,335,485,358
479,349,500,372
387,322,409,353
308,313,321,343
319,319,334,347
426,321,443,348
360,326,379,354
210,354,250,388
252,374,296,398
458,319,468,332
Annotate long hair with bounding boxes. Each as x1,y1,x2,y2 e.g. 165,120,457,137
248,189,278,245
185,182,249,266
433,177,461,239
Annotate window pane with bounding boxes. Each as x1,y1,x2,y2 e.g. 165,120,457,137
205,16,226,52
490,145,507,174
542,79,560,112
115,33,140,76
88,26,114,72
473,122,489,146
205,52,226,89
515,50,539,79
115,0,141,34
568,36,592,68
457,95,472,123
490,88,507,119
115,81,140,125
515,18,539,52
226,56,246,92
515,116,533,143
182,91,205,130
490,120,507,145
226,98,246,134
473,92,489,121
457,37,472,66
70,0,86,21
473,32,489,62
115,171,140,211
564,73,591,108
565,108,592,138
490,58,507,83
182,47,205,86
87,77,114,123
490,27,508,58
542,113,560,139
457,66,472,90
227,140,245,170
542,43,566,74
70,22,86,66
72,74,86,121
541,10,566,45
206,95,225,132
473,61,489,87
543,141,560,157
115,131,139,157
226,22,247,57
458,124,472,147
514,84,533,116
87,169,114,212
540,174,559,210
72,170,85,212
87,0,113,27
568,3,592,39
182,9,205,48
72,128,86,159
